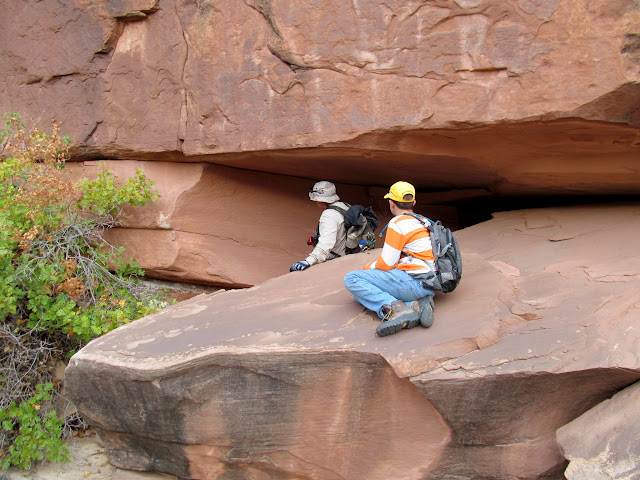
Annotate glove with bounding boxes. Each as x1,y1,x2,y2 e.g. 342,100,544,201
290,261,310,272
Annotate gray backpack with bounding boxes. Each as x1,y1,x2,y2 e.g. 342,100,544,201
405,213,462,293
328,204,379,254
308,204,380,255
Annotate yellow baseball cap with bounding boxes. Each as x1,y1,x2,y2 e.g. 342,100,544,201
384,181,416,202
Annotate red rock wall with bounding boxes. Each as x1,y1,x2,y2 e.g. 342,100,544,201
2,0,639,154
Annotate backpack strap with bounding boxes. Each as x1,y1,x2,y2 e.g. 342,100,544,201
401,212,433,225
316,203,348,237
378,212,432,237
326,203,349,216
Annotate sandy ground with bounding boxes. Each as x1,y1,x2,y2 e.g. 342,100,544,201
1,436,177,480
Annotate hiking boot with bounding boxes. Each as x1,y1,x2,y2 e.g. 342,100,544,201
412,295,435,328
376,300,420,337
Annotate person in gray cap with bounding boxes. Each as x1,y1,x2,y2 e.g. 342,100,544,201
290,181,350,271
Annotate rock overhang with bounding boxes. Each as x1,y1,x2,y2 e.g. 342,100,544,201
3,0,640,173
182,118,640,196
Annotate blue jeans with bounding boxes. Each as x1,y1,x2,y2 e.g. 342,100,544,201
344,268,435,319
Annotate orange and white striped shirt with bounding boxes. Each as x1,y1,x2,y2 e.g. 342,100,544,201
364,213,436,276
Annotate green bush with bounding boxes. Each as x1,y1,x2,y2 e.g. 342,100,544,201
0,113,168,468
0,383,67,470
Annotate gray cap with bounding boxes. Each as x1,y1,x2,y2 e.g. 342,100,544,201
309,181,340,203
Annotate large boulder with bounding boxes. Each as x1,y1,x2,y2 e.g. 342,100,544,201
65,203,640,479
557,380,640,480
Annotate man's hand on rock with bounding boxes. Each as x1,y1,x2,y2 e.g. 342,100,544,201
290,261,310,272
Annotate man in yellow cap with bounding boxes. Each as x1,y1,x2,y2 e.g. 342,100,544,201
344,181,436,337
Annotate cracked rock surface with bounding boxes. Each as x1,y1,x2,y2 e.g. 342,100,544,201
65,203,640,479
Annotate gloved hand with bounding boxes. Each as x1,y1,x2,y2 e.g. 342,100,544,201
290,261,310,272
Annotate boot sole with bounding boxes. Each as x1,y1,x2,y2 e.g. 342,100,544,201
418,296,435,328
376,316,420,337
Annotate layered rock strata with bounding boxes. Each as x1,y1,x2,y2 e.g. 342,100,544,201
2,0,639,156
66,203,640,479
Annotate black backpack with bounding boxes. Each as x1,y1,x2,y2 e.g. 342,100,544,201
404,213,462,293
309,204,380,255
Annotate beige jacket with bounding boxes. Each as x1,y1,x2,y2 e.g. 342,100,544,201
305,201,348,265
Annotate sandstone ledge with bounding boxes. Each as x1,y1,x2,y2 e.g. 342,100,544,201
66,203,640,479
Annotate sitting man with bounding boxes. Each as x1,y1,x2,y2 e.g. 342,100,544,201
290,181,350,272
344,181,435,337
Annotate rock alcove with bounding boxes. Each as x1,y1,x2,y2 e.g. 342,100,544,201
60,116,640,289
